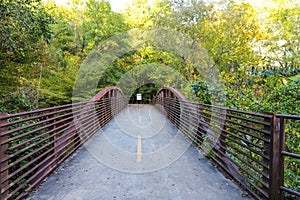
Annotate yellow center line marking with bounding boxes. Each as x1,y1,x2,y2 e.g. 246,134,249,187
137,134,142,163
138,116,142,124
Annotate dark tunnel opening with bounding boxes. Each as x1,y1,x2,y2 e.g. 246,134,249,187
129,83,159,104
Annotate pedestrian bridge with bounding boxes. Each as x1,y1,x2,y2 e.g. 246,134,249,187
0,86,299,200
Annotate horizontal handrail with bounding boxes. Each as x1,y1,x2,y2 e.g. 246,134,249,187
153,86,300,200
0,86,127,200
276,115,300,199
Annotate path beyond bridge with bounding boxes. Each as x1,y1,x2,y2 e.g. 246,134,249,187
27,105,249,200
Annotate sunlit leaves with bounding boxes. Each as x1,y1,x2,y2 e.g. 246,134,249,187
0,0,53,63
262,1,300,68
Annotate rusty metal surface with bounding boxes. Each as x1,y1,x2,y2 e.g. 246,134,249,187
91,86,124,102
27,105,251,200
0,87,127,200
0,85,299,200
153,87,300,200
277,115,300,199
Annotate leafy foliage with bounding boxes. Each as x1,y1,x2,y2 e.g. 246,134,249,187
0,0,54,112
0,0,299,198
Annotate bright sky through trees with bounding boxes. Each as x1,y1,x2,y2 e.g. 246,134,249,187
52,0,271,12
51,0,132,11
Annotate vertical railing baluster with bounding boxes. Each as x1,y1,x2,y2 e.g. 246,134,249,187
0,113,9,200
268,115,281,200
219,124,227,157
263,115,272,199
53,108,58,165
278,116,285,200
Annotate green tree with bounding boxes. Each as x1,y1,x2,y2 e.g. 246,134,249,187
0,0,54,112
124,0,153,28
83,0,129,48
37,0,130,106
262,0,300,68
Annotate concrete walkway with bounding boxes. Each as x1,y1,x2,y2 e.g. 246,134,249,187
28,105,250,200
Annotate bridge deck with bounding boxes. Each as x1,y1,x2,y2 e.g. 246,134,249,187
28,105,250,200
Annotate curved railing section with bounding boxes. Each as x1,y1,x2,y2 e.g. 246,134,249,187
153,86,209,143
0,86,127,200
0,85,299,200
90,86,126,127
153,86,300,200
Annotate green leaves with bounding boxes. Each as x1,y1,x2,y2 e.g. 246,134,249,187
83,0,129,49
262,1,300,68
1,0,299,117
0,0,53,63
0,0,55,112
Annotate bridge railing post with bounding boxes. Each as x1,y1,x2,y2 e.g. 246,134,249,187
278,116,285,200
265,114,281,200
0,113,9,200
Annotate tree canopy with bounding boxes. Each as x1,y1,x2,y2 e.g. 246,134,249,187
0,0,299,196
0,0,299,115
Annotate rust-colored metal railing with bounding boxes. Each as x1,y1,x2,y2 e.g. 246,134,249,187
276,114,300,199
0,86,127,200
153,86,299,200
